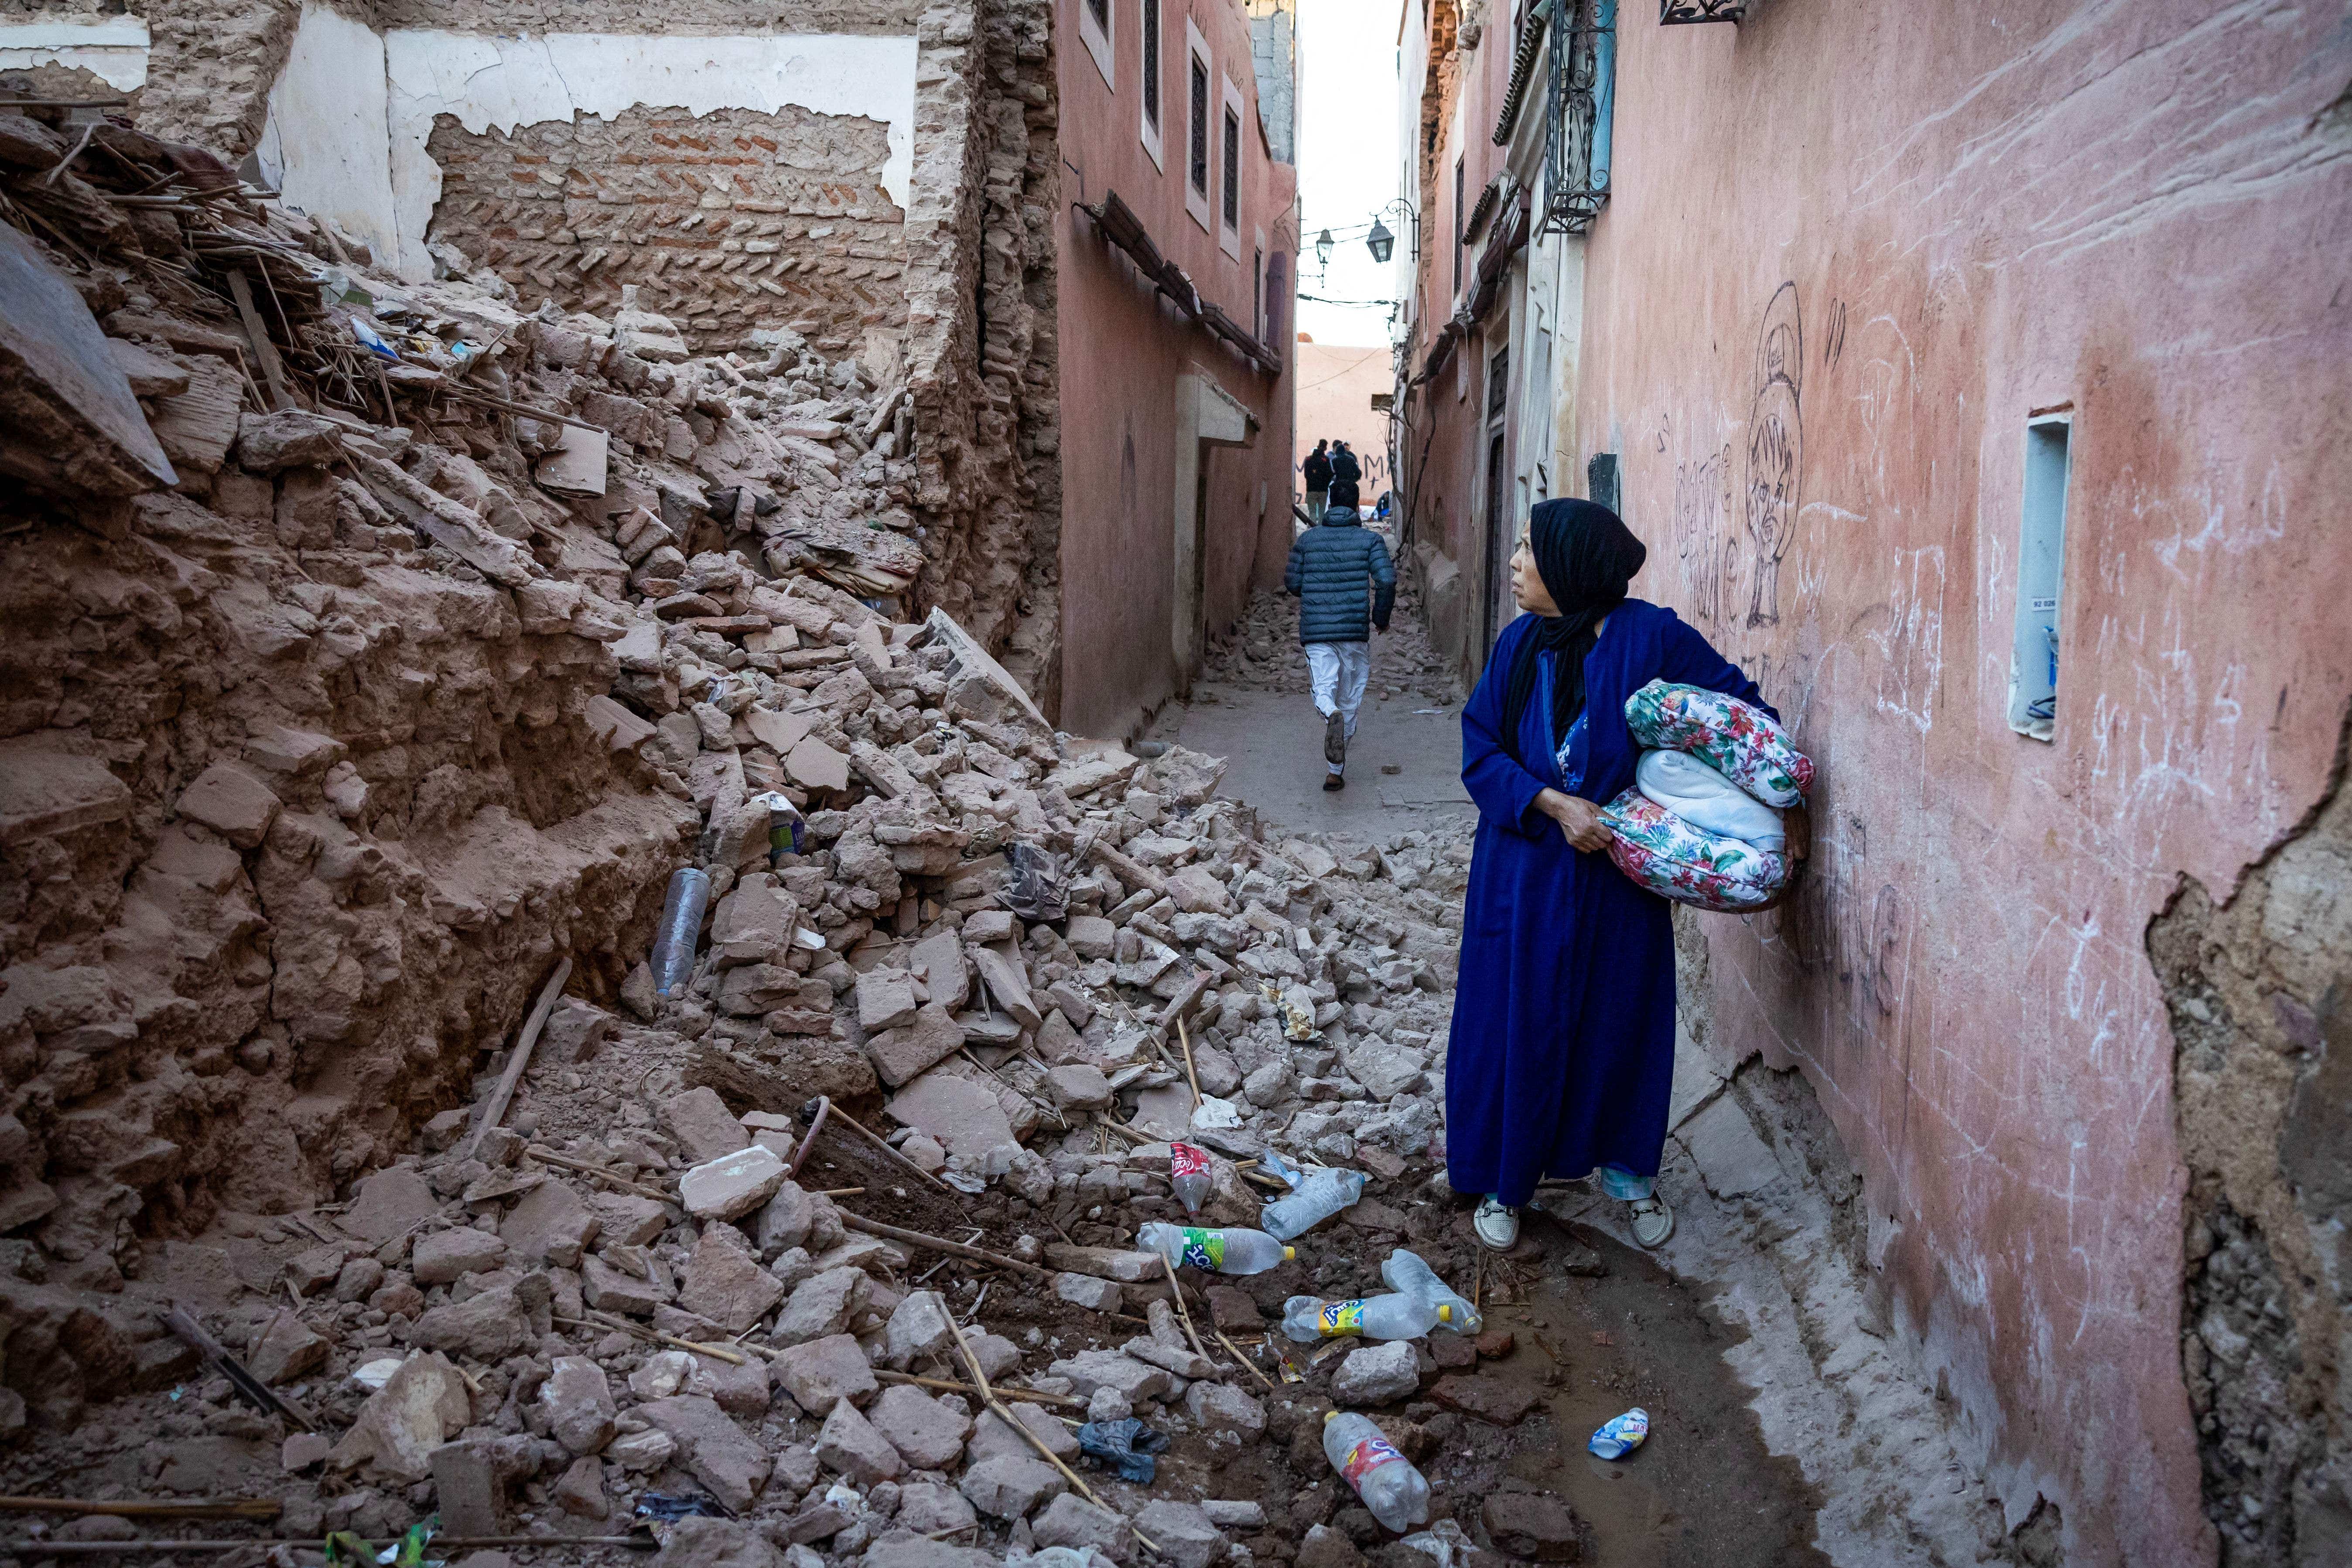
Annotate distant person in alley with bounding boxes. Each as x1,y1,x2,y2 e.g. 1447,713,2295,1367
1446,499,1807,1252
1302,439,1332,521
1328,440,1363,514
1284,501,1395,790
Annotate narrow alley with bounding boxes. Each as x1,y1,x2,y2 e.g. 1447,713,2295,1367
0,4,2345,1568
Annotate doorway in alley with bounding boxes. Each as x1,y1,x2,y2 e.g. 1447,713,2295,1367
1479,344,1513,663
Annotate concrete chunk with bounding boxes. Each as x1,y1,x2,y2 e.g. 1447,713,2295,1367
680,1144,788,1222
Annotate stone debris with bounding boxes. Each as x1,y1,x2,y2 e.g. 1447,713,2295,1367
0,72,1573,1568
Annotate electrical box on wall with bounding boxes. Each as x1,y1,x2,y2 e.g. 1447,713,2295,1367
2007,415,2073,741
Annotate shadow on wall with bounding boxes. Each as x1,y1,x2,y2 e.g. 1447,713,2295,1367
2150,706,2352,1568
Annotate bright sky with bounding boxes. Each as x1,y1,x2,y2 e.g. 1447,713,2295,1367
1293,0,1406,348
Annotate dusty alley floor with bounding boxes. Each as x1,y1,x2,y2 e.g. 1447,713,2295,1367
1157,584,2020,1568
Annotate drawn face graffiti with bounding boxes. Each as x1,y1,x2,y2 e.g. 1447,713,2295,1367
1742,284,1805,626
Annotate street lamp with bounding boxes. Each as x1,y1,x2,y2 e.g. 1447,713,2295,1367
1366,200,1418,264
1366,219,1395,263
1314,228,1334,269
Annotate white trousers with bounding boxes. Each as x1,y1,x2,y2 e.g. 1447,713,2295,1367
1306,641,1371,767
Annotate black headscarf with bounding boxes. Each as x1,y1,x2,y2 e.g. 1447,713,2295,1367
1498,498,1648,765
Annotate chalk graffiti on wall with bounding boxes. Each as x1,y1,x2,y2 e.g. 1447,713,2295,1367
1673,442,1735,629
1743,282,1804,627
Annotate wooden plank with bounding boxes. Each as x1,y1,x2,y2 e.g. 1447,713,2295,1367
224,270,293,411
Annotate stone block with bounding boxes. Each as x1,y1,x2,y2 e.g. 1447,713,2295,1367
957,1453,1066,1521
637,1394,772,1510
537,1356,616,1455
1053,1272,1123,1314
1135,1500,1223,1568
771,1332,876,1416
814,1397,903,1486
1029,1493,1132,1560
865,1384,972,1469
773,1266,871,1346
680,1144,788,1222
413,1227,509,1286
865,1002,965,1088
679,1226,786,1332
662,1086,751,1164
1331,1341,1420,1406
499,1180,605,1265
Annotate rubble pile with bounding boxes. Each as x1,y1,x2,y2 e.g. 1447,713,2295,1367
0,92,1598,1568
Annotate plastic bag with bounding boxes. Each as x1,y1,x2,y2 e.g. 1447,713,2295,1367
1077,1416,1169,1483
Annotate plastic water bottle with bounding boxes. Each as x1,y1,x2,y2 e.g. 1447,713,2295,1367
1323,1411,1431,1533
1281,1293,1452,1342
1259,1167,1367,1240
650,867,711,998
1381,1249,1481,1334
1136,1223,1294,1275
1169,1142,1213,1215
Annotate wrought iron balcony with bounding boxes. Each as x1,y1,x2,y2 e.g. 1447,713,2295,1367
1660,0,1744,21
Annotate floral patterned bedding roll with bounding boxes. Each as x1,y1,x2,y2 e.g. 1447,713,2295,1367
1623,680,1815,807
1599,789,1791,912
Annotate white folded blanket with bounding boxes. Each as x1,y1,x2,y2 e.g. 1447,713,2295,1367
1636,749,1787,851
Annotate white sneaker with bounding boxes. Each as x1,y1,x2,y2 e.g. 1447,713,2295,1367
1629,1195,1675,1248
1473,1195,1519,1250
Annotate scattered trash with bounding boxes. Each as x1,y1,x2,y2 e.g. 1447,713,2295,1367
649,868,712,998
1169,1143,1213,1214
999,842,1070,922
1281,1293,1451,1341
1323,1411,1432,1532
1588,1407,1650,1460
1382,1248,1481,1333
753,791,805,868
1137,1222,1294,1274
634,1492,734,1535
1077,1417,1169,1483
1259,1165,1367,1240
349,318,399,360
1398,1520,1474,1568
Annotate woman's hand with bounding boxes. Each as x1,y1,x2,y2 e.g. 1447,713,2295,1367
1784,803,1812,861
1536,789,1614,853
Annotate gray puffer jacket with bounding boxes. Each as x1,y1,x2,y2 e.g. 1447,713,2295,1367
1284,510,1397,644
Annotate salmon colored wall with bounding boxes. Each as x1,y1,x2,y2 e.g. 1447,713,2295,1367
1294,341,1394,508
1571,5,2352,1563
1054,0,1299,738
1400,11,1515,673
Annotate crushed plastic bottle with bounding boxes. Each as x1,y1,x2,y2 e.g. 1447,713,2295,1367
1323,1411,1432,1533
1381,1248,1481,1334
1136,1223,1294,1275
753,792,805,868
1257,1148,1307,1190
1259,1165,1367,1240
1281,1293,1453,1342
1587,1407,1650,1460
1169,1142,1213,1215
649,867,711,998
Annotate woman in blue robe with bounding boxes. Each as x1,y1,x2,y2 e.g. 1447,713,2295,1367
1443,499,1804,1250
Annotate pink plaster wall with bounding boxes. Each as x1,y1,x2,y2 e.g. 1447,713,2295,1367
1295,340,1395,506
1053,0,1299,738
1571,5,2352,1562
1398,10,1518,669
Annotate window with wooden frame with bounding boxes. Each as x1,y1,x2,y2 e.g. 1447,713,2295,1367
1184,20,1211,231
1453,153,1466,296
1139,0,1163,168
1218,74,1244,259
1078,0,1113,90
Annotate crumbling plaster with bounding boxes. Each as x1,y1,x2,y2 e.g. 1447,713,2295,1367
251,0,918,280
0,14,150,89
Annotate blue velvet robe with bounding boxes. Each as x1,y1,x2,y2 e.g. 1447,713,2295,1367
1444,600,1773,1207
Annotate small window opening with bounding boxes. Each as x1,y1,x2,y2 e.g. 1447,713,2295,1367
1253,246,1264,337
1222,107,1240,228
1587,452,1620,515
1453,155,1466,294
2007,416,2073,740
1486,346,1510,422
1190,58,1210,195
1143,0,1161,127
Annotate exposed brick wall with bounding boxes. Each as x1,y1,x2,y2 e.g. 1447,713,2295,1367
424,102,909,355
895,0,1064,719
123,0,305,158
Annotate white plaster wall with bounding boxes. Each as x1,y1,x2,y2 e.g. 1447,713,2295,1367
253,4,399,267
385,29,917,281
255,5,918,282
0,16,151,90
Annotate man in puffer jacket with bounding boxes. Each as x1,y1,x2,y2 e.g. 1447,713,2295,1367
1284,504,1397,790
